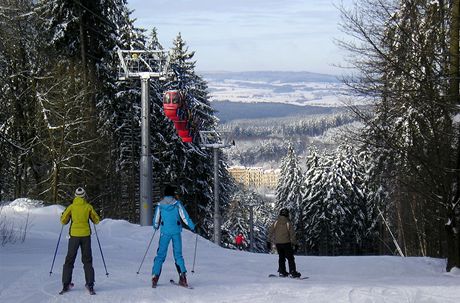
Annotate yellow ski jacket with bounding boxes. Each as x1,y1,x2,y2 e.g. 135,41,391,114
60,197,100,237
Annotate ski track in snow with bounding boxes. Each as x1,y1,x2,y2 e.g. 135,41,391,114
1,205,460,303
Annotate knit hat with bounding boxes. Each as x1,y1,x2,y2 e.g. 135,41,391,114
279,208,289,217
164,185,176,196
75,187,86,197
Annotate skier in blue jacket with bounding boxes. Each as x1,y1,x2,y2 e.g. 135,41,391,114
151,185,196,288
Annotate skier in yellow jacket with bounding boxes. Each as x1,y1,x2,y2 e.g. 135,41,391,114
60,187,100,294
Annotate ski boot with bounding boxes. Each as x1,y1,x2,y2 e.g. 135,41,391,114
85,284,96,295
152,275,159,288
59,282,73,294
179,273,188,287
290,271,301,278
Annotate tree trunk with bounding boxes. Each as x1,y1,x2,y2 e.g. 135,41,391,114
447,0,460,272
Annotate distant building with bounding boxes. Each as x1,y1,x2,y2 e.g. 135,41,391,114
228,166,280,190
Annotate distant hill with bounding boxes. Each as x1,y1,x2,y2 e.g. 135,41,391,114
212,101,341,123
201,71,340,83
201,70,348,109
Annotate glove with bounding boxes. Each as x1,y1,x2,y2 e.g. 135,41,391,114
292,244,299,253
266,241,271,250
189,223,196,233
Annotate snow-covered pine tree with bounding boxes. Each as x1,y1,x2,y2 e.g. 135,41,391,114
339,0,459,266
336,144,375,254
275,143,303,231
222,188,250,249
301,144,386,255
222,186,273,252
355,146,388,253
0,0,43,199
300,148,324,251
162,33,233,239
36,0,123,209
105,3,146,220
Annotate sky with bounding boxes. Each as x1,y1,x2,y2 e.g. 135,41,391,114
127,0,354,75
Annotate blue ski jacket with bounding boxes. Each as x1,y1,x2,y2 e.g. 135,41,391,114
153,196,195,235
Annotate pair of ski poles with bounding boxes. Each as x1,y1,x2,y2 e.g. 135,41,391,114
136,229,199,274
49,223,109,277
50,223,198,276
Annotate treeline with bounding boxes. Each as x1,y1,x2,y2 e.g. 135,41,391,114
0,0,234,240
337,0,460,270
275,144,387,256
221,112,356,139
222,113,357,166
222,187,274,253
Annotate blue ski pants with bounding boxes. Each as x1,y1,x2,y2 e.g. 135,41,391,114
152,232,186,276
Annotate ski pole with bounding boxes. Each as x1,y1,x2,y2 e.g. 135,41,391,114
191,232,198,273
93,223,109,277
136,229,157,274
49,224,64,276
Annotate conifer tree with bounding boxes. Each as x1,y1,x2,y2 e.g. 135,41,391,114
339,0,459,265
275,143,303,230
162,33,232,238
222,186,272,252
0,0,47,199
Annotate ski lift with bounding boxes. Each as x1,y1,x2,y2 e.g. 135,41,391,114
163,90,193,143
163,90,183,120
173,120,188,131
181,136,193,143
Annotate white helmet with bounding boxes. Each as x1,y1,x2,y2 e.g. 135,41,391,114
75,187,86,197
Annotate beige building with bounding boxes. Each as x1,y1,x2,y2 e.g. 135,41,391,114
228,166,280,190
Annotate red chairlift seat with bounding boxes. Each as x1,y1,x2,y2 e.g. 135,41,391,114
181,136,193,143
177,129,190,137
166,111,180,121
173,120,188,131
163,90,193,143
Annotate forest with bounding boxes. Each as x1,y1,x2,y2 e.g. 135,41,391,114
0,0,236,242
1,0,460,272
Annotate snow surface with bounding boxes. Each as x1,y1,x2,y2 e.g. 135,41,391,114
208,79,349,107
1,204,460,303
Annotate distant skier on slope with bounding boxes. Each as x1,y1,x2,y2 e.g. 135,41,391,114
60,187,100,295
267,208,301,278
235,233,247,250
151,185,196,288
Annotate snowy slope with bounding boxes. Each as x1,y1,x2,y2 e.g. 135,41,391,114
1,203,460,303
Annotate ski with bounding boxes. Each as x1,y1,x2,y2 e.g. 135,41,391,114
169,279,194,289
58,283,74,295
85,285,96,295
268,274,309,280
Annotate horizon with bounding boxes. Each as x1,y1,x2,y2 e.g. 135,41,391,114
198,70,340,76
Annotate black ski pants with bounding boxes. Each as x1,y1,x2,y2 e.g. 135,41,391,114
62,236,95,287
276,243,296,274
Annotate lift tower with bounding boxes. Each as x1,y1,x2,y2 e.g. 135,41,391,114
199,131,235,246
117,49,169,226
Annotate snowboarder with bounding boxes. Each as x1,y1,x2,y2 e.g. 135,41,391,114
267,208,301,278
151,185,196,288
60,187,100,295
235,233,247,250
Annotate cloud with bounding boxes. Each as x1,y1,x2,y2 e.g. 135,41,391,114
127,0,353,73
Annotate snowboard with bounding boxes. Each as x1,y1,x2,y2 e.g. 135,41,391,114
268,274,309,280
